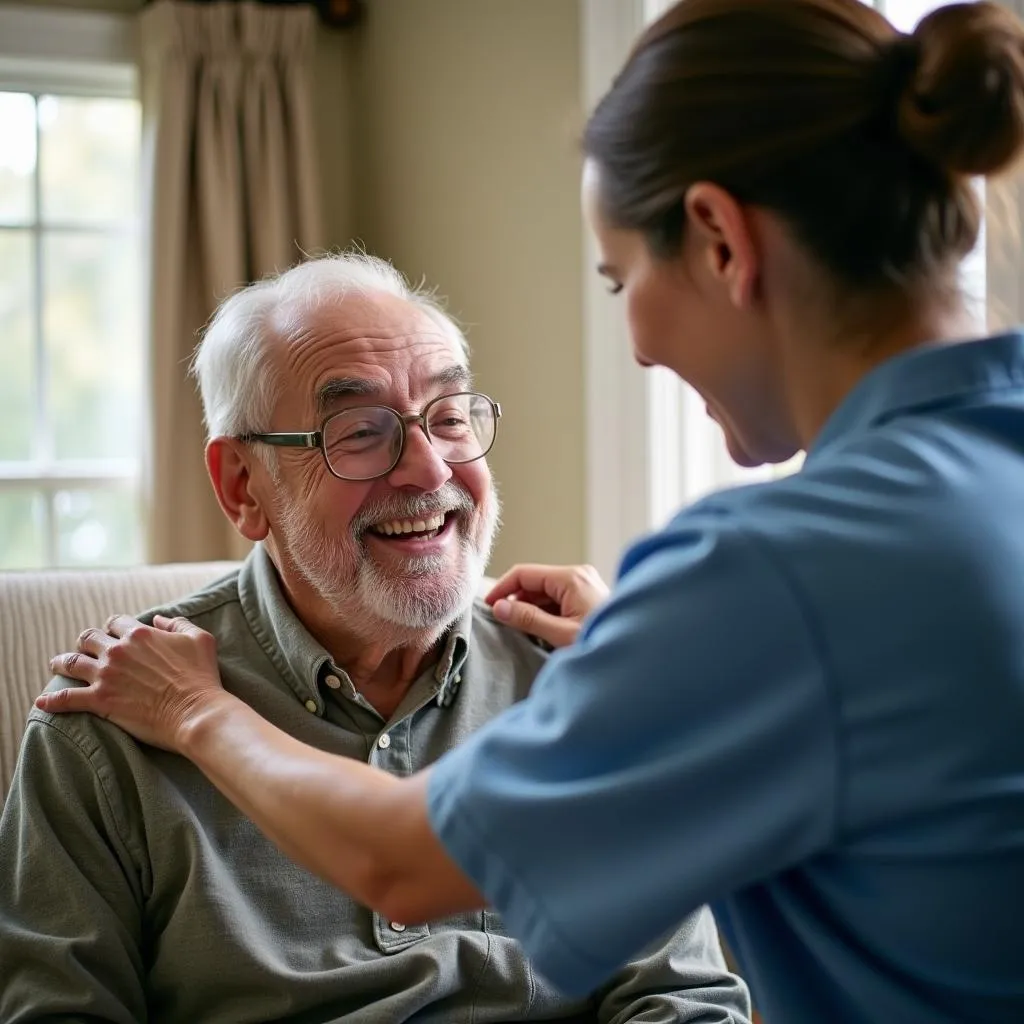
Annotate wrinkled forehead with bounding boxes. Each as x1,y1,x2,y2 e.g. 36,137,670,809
269,291,470,417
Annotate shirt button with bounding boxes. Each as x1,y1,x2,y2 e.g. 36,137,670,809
325,674,342,690
304,700,317,713
390,921,406,932
377,733,391,750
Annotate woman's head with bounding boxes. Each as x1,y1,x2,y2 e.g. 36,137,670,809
584,0,1024,464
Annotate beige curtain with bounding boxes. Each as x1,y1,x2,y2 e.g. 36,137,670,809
139,0,323,563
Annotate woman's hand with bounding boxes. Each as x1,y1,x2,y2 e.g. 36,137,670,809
36,614,231,753
486,563,610,648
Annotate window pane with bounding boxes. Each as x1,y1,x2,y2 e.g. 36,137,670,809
880,0,949,31
0,93,36,225
39,95,140,226
0,489,46,568
55,487,142,567
0,230,35,460
44,231,143,460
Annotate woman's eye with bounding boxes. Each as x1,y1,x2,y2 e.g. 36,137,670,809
607,282,623,296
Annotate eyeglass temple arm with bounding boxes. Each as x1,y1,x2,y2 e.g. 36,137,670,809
239,431,322,448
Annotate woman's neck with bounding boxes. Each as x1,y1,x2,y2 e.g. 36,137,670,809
781,292,977,451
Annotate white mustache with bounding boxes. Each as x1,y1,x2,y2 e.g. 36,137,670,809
351,482,476,535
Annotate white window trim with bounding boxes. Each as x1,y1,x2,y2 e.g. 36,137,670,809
580,0,651,581
580,0,1024,578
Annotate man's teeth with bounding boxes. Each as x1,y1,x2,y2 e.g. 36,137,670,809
371,512,446,537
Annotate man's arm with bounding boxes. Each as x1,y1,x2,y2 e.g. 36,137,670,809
595,907,751,1024
0,716,147,1023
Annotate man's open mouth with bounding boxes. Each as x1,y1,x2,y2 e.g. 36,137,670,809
367,511,454,541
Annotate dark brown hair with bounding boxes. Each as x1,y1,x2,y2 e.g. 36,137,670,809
584,0,1024,289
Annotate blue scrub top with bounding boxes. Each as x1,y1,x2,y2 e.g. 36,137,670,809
428,332,1024,1024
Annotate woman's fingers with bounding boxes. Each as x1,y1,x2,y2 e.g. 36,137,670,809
153,614,206,636
37,612,223,752
486,563,611,648
48,650,99,684
105,613,153,638
35,682,101,715
487,563,609,613
492,597,578,648
485,564,572,604
76,626,115,657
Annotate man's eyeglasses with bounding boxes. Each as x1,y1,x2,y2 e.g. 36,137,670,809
237,391,501,482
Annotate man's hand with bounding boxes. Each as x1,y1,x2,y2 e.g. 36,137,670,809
37,614,233,753
486,563,610,648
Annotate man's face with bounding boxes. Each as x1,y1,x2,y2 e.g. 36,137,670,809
260,292,499,635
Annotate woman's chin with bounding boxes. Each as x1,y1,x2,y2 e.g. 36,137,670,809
722,436,764,468
705,401,795,469
725,430,800,469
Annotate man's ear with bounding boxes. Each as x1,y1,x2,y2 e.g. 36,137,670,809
206,438,270,542
683,182,759,308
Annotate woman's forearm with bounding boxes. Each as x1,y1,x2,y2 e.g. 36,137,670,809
180,692,484,921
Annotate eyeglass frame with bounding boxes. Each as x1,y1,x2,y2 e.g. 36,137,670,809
236,390,502,482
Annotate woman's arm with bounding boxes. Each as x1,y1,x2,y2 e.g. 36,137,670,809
38,615,482,922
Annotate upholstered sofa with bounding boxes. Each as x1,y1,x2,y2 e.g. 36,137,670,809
0,562,239,802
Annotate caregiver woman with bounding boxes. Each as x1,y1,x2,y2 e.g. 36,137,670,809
42,1,1024,1021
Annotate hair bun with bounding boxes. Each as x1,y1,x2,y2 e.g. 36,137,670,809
896,1,1024,176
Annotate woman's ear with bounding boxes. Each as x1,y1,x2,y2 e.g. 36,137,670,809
684,182,759,308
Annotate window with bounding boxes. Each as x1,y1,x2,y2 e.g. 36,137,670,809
0,84,143,569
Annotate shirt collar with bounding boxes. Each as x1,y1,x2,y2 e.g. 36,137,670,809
807,332,1024,464
238,545,472,714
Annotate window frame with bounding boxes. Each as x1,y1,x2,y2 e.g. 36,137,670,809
0,5,144,569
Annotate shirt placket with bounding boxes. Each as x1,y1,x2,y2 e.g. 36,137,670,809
367,715,430,950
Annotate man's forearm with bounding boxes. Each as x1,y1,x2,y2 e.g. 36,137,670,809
181,693,484,920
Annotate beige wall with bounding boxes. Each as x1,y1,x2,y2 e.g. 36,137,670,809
347,0,586,574
313,28,357,256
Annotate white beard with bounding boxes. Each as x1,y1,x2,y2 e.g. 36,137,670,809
272,480,500,640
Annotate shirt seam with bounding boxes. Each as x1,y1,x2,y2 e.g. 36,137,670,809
24,716,145,875
467,929,493,1024
731,521,844,846
152,583,242,623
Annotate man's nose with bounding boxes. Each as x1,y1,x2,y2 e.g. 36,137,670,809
386,422,453,491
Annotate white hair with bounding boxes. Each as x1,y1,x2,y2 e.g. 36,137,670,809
191,251,469,440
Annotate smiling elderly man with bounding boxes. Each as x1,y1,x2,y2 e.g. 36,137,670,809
0,253,750,1024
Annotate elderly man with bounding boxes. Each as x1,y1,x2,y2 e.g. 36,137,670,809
0,254,750,1023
